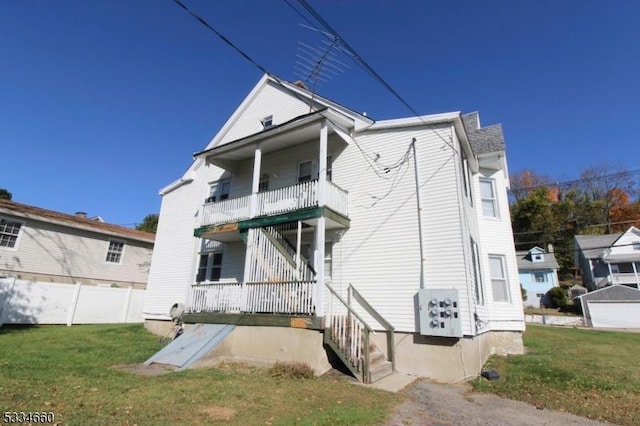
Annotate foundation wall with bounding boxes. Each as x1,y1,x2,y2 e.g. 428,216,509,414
194,326,332,376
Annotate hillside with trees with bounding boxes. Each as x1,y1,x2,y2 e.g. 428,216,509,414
509,164,640,278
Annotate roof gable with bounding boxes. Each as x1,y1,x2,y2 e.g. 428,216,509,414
208,74,372,151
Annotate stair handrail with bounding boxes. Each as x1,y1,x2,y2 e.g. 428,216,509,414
348,284,396,372
325,282,373,382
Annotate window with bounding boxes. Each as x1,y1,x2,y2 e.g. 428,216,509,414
297,157,333,183
533,271,547,283
471,238,484,304
258,174,269,192
298,161,313,183
106,240,125,263
460,152,472,204
489,255,510,302
260,115,273,129
196,252,223,282
532,253,544,262
480,178,498,218
324,242,333,280
0,218,22,249
205,179,231,203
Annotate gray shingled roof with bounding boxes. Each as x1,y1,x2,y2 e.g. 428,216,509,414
462,111,479,133
468,124,505,155
461,112,505,155
516,250,560,270
574,234,621,259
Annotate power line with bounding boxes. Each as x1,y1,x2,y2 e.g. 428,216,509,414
512,218,640,236
288,0,458,153
511,168,640,194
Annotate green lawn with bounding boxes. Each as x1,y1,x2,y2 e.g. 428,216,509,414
0,324,396,425
472,325,640,425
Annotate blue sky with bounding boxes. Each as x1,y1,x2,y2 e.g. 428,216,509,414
2,1,639,227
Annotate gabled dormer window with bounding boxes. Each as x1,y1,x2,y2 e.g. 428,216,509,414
260,115,273,130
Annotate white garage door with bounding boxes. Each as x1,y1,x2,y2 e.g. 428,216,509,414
588,301,640,328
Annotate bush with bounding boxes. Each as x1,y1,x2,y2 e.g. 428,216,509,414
268,361,315,379
546,287,569,309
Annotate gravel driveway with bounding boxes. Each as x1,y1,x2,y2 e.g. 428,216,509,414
385,379,608,426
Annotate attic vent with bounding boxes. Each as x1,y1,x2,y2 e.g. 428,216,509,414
261,115,273,130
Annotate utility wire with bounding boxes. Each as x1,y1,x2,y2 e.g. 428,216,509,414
289,0,458,153
511,168,640,194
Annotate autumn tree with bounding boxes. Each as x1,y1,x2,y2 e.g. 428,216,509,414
509,170,553,202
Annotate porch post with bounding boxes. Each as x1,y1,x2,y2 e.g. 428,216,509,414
633,262,639,288
250,143,262,218
607,262,613,285
315,119,328,316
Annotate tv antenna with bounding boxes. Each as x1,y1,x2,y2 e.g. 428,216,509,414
294,24,350,96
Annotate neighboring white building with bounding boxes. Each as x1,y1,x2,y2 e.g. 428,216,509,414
575,226,640,291
0,199,154,288
143,74,524,383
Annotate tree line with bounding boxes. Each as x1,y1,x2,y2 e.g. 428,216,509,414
509,164,640,278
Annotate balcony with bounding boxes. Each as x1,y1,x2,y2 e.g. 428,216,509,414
610,273,640,287
199,179,349,229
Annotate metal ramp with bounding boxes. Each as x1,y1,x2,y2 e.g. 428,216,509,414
144,323,235,370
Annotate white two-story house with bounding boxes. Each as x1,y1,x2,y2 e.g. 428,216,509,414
143,74,524,383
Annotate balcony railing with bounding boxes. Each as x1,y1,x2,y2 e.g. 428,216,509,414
610,273,640,286
186,280,317,315
200,180,348,228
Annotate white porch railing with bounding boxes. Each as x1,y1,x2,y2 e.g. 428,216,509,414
201,194,251,227
200,180,348,228
187,280,316,315
611,273,640,286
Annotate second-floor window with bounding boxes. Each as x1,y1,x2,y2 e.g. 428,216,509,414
480,178,498,218
0,218,23,249
206,179,231,203
297,157,332,183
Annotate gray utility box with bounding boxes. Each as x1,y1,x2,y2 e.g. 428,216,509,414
418,289,463,337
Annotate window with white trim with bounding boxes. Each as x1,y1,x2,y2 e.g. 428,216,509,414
0,218,22,249
480,178,498,218
196,251,223,282
205,179,231,203
106,240,125,263
489,255,510,302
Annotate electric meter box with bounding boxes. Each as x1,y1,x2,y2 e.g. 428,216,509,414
418,289,463,337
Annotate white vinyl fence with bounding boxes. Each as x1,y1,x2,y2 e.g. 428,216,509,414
0,277,145,325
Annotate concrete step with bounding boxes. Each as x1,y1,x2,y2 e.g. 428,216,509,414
369,359,393,383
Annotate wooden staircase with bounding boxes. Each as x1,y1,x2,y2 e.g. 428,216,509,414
324,284,395,384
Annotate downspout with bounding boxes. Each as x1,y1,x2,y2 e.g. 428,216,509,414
411,138,426,289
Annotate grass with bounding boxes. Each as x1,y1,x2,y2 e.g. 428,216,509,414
0,324,396,425
472,325,640,425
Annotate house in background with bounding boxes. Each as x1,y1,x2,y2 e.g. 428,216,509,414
143,74,524,383
575,227,640,291
0,199,154,288
516,246,560,308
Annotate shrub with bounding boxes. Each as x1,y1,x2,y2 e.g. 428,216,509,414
268,361,315,379
546,286,569,309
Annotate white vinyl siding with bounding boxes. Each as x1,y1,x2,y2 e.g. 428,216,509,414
332,124,471,333
0,217,151,285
